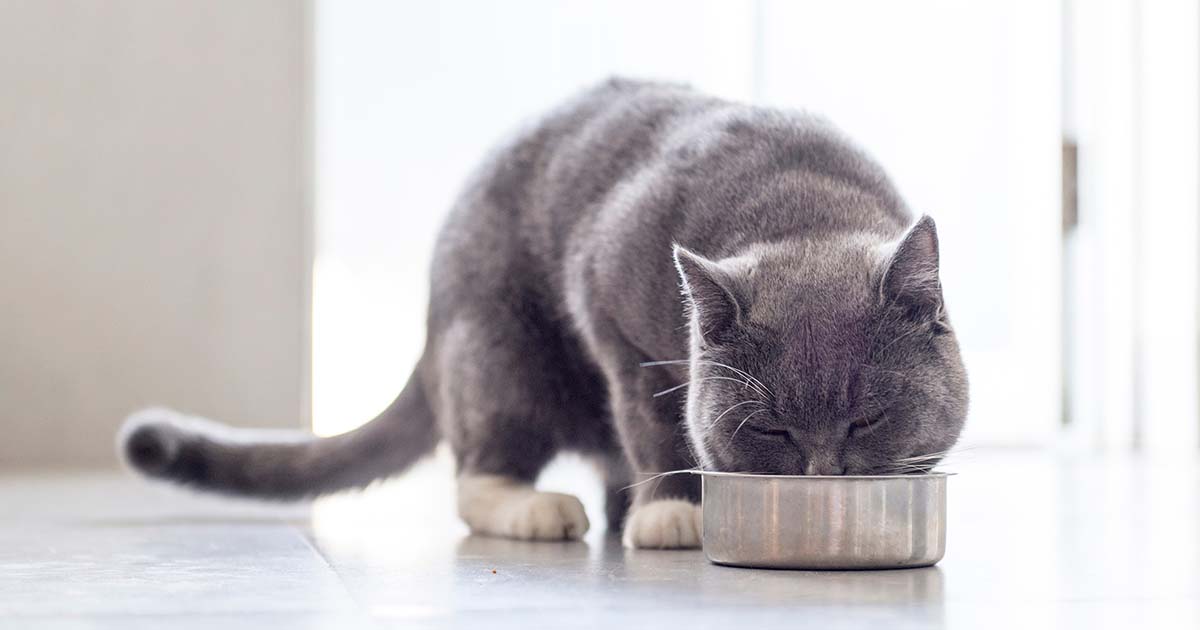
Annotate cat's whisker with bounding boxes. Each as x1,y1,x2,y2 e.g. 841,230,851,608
886,461,935,469
707,400,766,429
884,447,977,474
884,462,941,473
879,460,941,473
893,454,943,463
729,408,770,441
652,375,768,398
894,445,977,463
651,382,691,397
620,468,702,492
896,447,974,461
893,457,943,466
642,359,772,401
639,359,689,366
881,468,933,476
698,360,772,400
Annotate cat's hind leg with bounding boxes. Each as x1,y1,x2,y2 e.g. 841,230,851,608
457,474,589,541
436,316,591,541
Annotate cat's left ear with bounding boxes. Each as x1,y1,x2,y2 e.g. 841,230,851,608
673,245,747,345
881,215,946,327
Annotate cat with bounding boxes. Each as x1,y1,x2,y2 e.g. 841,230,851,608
119,78,968,549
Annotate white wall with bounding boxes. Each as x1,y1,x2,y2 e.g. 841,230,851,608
0,1,311,467
313,0,758,434
757,0,1063,446
1064,0,1200,451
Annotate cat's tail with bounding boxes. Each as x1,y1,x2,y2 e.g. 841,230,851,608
116,363,438,500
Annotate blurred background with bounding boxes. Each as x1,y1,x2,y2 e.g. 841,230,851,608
2,0,1197,469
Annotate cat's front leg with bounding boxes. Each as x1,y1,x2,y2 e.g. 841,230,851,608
622,496,703,549
609,372,703,550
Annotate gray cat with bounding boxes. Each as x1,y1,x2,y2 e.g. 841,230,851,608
119,78,967,549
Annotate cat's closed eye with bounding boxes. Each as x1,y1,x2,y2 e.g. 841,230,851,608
848,414,885,438
751,426,793,442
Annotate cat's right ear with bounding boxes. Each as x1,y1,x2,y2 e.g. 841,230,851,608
673,245,745,345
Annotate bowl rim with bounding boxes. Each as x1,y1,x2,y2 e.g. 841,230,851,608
697,470,950,480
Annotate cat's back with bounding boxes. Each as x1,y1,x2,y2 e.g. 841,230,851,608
535,78,907,244
430,78,906,320
428,79,713,300
439,76,897,242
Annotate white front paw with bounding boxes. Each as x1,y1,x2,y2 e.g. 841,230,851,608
622,499,702,549
498,491,590,541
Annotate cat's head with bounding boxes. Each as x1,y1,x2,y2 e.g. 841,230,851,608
674,215,967,475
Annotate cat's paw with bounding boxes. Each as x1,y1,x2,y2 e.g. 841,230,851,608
497,491,590,541
622,499,702,549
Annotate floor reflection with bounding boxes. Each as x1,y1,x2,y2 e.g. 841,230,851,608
455,534,593,563
449,530,945,616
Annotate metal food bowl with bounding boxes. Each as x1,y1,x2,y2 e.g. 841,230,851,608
701,471,948,570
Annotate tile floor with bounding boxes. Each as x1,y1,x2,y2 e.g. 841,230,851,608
2,449,1198,629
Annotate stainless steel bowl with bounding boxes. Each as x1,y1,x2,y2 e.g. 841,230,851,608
701,471,947,570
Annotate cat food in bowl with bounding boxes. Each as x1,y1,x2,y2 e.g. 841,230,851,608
701,471,947,570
